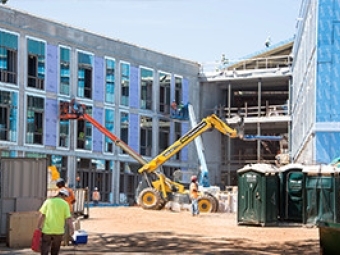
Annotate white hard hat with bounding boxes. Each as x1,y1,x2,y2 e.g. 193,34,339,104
59,188,69,197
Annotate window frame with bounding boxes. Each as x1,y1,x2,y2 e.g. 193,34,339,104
140,67,153,110
120,61,130,107
77,50,93,99
0,29,19,85
159,71,171,114
25,94,45,146
59,45,71,96
140,115,152,156
26,37,46,91
105,57,116,104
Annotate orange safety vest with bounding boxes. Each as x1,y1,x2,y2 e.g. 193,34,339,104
189,182,199,199
59,187,76,213
92,191,101,201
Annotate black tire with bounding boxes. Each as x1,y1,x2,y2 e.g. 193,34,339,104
156,198,167,210
138,187,163,210
206,193,219,213
197,194,216,213
211,195,219,213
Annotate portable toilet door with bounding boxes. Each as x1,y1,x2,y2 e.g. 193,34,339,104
302,164,340,226
279,163,304,222
237,163,279,227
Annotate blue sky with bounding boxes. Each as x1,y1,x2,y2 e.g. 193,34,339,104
6,0,302,64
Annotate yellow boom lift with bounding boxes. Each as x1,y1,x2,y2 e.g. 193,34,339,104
60,100,281,213
136,114,242,212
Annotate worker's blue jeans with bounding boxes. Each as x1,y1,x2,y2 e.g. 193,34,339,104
191,199,199,215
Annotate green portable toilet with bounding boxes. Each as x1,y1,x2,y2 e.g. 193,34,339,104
279,163,304,222
318,221,340,255
302,164,340,226
237,163,279,227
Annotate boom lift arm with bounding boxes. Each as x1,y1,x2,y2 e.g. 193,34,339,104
138,114,240,175
60,101,147,166
60,101,174,197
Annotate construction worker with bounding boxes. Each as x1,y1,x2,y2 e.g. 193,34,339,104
189,175,199,216
178,101,184,117
37,188,74,255
70,97,84,116
170,100,178,117
92,187,101,206
56,178,76,246
56,178,76,213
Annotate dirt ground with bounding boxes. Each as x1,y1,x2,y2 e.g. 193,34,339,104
1,206,320,255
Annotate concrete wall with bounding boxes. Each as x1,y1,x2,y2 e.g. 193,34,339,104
198,82,225,183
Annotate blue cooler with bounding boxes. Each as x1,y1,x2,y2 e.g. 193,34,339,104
72,230,88,245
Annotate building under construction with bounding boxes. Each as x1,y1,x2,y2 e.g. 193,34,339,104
197,40,292,186
0,0,337,205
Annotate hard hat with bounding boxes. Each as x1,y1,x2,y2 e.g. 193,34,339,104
56,178,65,187
191,175,197,181
59,188,69,197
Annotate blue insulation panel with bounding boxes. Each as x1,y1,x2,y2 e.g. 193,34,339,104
182,78,189,103
315,132,340,164
46,44,57,93
45,98,57,146
93,56,104,102
130,65,139,109
129,113,139,153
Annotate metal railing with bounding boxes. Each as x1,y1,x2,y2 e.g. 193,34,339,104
223,103,288,119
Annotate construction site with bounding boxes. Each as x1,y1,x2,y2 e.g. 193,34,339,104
1,0,340,254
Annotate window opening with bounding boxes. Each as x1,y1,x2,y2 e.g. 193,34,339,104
140,68,153,110
175,76,182,104
159,72,170,114
76,105,92,150
105,108,114,153
60,47,70,95
174,122,181,160
0,31,18,84
120,62,130,106
59,100,70,147
0,90,17,142
158,118,170,154
26,95,44,145
27,38,45,90
78,52,93,99
120,112,129,154
140,116,152,156
105,58,115,104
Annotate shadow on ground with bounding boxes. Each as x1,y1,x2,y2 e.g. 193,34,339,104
0,231,319,255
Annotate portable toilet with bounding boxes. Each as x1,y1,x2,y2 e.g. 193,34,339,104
302,164,340,226
237,163,279,227
279,163,304,222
